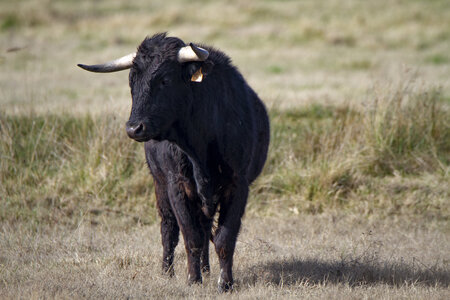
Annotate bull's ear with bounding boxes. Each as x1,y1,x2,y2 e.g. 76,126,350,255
184,61,214,83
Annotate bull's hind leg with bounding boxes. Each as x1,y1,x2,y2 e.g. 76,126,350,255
167,181,206,284
213,176,249,292
155,181,179,276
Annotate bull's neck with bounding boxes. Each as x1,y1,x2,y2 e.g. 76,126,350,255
166,110,210,169
165,111,212,195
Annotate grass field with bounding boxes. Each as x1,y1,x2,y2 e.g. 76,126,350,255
1,0,449,298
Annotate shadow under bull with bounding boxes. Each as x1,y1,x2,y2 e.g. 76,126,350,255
242,257,449,288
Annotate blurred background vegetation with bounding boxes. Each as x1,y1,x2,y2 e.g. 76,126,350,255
0,0,449,227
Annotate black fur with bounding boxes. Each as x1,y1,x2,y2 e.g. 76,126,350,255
126,33,270,292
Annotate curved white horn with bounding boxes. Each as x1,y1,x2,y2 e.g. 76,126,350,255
77,52,136,73
177,43,209,63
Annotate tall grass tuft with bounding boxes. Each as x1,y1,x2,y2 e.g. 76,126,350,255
361,85,448,175
0,114,153,226
1,85,448,224
250,84,449,217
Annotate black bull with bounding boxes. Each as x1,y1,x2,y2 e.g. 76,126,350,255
78,33,270,292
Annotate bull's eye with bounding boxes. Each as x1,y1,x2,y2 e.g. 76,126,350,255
160,77,171,88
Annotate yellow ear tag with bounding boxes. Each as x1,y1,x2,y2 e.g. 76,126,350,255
191,67,203,82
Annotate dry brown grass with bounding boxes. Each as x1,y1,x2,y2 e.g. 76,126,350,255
1,0,449,298
1,0,450,114
0,215,448,299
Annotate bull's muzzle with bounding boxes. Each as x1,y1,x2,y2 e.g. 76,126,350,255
125,122,149,142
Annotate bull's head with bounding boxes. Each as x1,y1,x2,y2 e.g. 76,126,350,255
78,33,212,142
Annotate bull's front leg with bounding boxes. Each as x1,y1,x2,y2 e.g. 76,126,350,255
213,176,249,292
160,214,179,276
167,179,206,284
190,160,216,218
155,181,179,276
176,141,216,218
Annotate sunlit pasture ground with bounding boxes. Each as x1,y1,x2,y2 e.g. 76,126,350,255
1,0,449,298
1,0,450,114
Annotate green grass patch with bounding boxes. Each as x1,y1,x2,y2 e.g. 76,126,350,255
0,114,154,227
1,14,21,30
425,54,449,65
266,65,284,74
251,86,449,217
1,86,448,226
343,59,373,70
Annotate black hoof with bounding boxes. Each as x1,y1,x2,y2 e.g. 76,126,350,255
217,279,233,293
187,274,202,285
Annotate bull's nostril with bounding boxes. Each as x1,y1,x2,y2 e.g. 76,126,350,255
134,123,144,135
126,122,146,140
